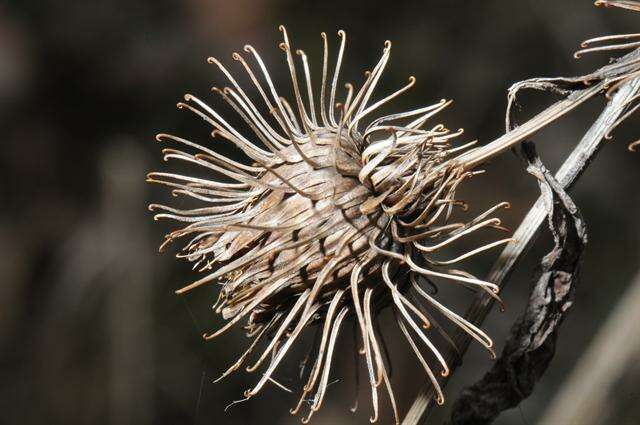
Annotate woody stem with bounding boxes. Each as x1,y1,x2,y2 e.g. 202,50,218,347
402,75,640,425
454,81,605,170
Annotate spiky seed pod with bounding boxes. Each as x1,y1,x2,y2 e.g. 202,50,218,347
148,27,512,423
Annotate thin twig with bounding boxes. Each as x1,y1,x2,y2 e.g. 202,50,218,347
401,76,640,425
456,82,605,170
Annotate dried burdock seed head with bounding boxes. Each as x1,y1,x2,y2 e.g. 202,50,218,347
148,27,513,423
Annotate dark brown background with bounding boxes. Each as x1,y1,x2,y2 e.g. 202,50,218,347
1,1,639,424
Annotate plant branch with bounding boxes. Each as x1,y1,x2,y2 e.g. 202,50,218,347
449,141,588,424
455,82,604,170
401,75,640,425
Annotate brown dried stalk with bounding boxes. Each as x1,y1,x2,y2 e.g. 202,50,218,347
149,3,640,423
449,141,588,425
579,0,640,151
403,2,640,423
403,75,640,425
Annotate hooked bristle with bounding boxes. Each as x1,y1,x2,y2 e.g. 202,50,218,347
148,27,511,423
575,0,640,149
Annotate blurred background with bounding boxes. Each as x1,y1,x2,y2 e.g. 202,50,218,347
1,1,639,424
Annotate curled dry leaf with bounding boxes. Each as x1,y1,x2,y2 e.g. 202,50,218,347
449,142,588,425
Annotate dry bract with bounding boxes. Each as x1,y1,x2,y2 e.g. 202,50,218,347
148,27,511,423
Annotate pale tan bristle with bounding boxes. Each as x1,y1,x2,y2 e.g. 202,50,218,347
149,27,511,423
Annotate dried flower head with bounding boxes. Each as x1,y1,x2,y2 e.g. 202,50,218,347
148,27,512,423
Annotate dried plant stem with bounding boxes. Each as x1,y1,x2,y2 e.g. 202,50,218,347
402,76,640,425
455,81,605,170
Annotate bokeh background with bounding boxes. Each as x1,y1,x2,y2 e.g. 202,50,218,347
2,1,640,424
